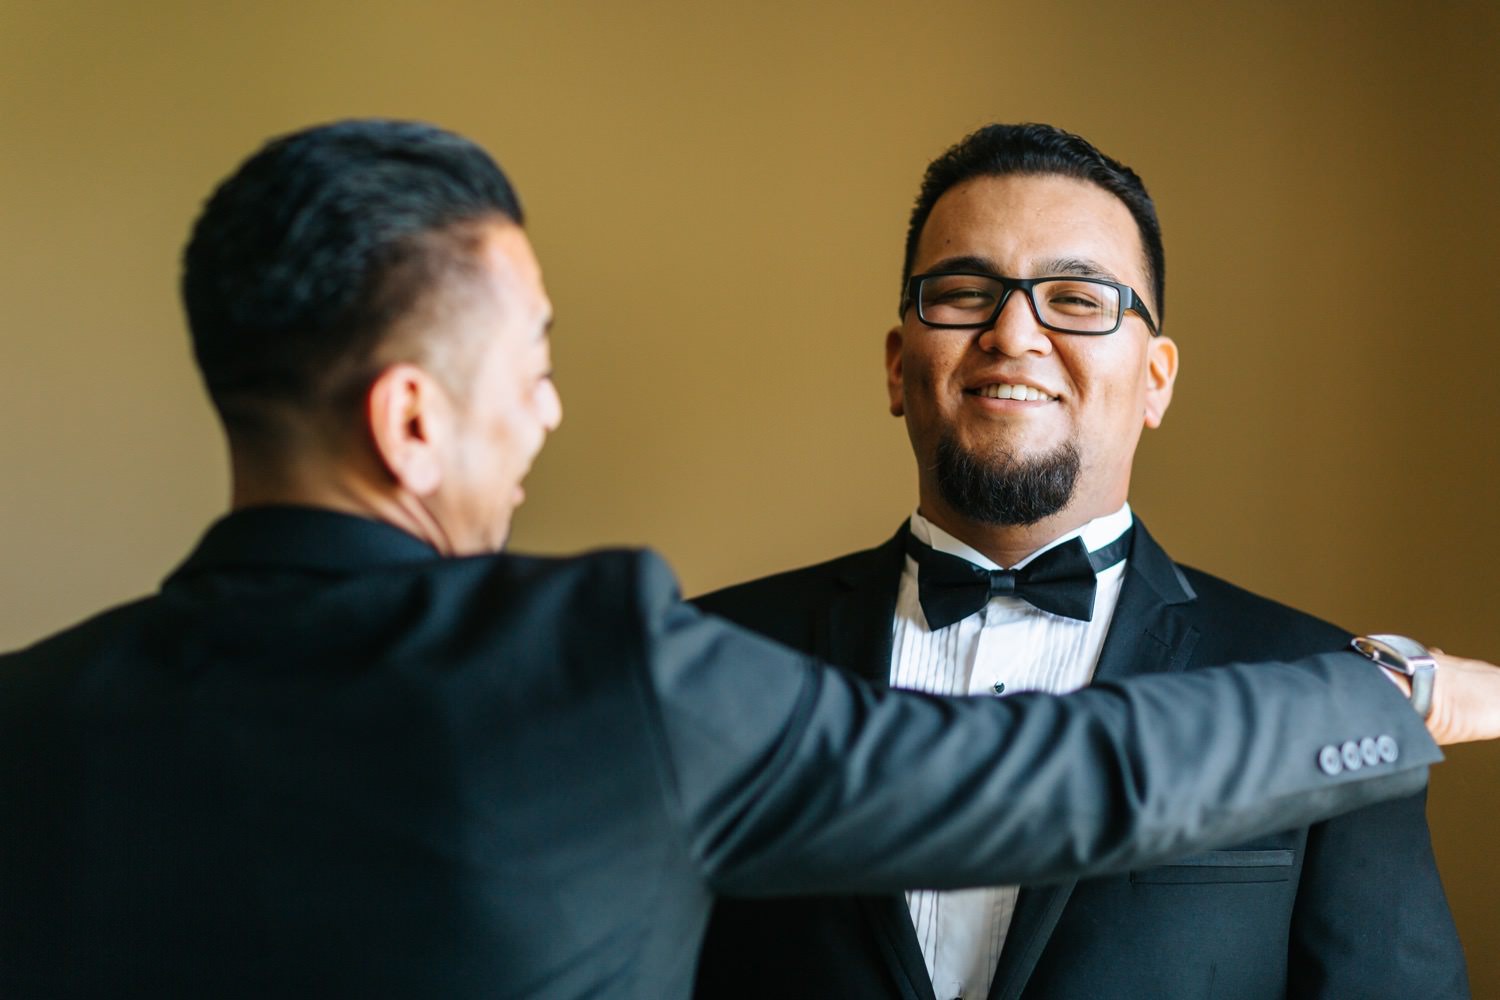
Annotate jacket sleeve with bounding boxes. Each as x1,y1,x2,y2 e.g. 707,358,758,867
628,551,1443,897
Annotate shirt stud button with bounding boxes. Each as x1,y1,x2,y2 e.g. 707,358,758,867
992,681,1006,695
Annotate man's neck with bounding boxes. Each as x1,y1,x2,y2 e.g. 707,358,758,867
915,496,1124,569
228,448,455,555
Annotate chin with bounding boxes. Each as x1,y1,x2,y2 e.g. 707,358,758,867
960,435,1055,466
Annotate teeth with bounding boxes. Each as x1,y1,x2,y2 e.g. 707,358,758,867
977,383,1054,401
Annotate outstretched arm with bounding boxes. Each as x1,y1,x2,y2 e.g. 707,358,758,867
628,553,1495,897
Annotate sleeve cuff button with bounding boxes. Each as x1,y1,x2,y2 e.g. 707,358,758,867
1318,744,1344,776
1376,734,1399,763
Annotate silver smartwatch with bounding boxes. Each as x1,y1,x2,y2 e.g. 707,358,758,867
1350,634,1437,718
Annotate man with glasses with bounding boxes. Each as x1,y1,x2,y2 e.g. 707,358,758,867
692,123,1467,1000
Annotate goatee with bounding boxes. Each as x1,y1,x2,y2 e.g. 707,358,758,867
934,435,1080,527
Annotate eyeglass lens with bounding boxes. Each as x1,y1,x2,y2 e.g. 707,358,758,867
918,275,1122,333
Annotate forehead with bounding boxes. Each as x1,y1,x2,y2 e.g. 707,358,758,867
915,174,1148,289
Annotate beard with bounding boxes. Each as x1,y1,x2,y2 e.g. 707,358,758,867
933,433,1081,527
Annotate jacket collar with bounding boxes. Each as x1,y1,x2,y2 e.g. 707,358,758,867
824,516,1194,680
1119,515,1196,608
164,505,442,585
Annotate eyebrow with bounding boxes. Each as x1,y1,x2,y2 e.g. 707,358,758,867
920,254,1123,283
922,254,1001,275
1036,256,1121,282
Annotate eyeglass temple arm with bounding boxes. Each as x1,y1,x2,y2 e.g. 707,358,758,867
1124,288,1159,336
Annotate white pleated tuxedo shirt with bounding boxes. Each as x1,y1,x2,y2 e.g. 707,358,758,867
893,504,1134,1000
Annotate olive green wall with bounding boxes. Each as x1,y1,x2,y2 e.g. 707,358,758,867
4,0,1497,988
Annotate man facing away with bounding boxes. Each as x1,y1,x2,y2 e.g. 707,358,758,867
693,123,1471,1000
2,120,1498,999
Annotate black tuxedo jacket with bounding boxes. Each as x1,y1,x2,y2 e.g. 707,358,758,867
0,509,1444,998
693,520,1467,1000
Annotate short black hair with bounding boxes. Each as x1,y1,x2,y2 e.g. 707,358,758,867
901,123,1166,329
181,118,523,435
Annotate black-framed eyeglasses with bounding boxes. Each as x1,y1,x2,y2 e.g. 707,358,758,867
902,271,1159,336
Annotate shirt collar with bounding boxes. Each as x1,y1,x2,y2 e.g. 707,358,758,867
908,502,1133,572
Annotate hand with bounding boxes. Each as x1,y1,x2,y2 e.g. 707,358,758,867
1425,652,1500,745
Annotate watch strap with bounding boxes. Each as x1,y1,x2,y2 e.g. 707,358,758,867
1351,634,1437,718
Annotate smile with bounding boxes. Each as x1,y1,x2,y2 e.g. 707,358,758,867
969,383,1057,402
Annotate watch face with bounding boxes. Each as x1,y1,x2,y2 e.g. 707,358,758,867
1367,633,1432,660
1352,634,1438,677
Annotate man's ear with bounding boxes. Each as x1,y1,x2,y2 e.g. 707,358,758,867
366,363,450,496
1143,335,1178,429
885,327,905,417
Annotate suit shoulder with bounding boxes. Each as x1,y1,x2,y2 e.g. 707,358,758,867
691,545,882,618
1176,563,1350,655
689,538,898,651
464,544,669,583
439,546,680,616
2,595,155,666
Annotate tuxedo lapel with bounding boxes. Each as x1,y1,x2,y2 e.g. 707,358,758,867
821,523,908,686
988,519,1201,1000
1087,519,1200,686
823,524,938,1000
855,896,940,1000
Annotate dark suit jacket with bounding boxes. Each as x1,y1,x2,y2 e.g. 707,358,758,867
693,520,1468,1000
0,508,1442,998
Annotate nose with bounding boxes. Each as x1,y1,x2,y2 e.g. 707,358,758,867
977,288,1053,357
538,377,563,431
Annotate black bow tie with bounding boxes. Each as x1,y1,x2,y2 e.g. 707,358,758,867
904,525,1133,630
